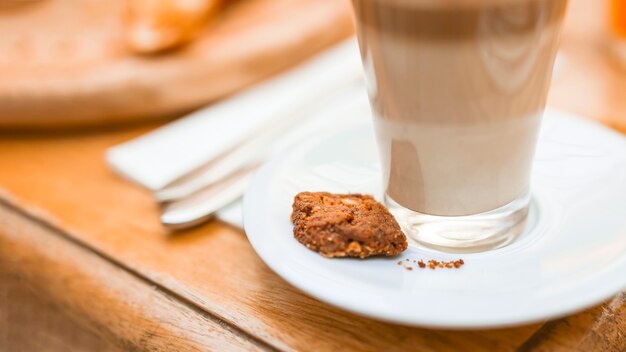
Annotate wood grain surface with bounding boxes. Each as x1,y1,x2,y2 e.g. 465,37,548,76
518,293,626,351
1,270,121,351
0,0,353,129
0,202,271,352
0,0,625,351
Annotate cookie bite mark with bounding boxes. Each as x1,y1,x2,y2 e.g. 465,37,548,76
291,192,408,259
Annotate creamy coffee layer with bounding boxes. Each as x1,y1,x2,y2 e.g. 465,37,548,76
377,113,540,215
353,0,567,215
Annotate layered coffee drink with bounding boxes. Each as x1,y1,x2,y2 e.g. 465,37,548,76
352,0,567,251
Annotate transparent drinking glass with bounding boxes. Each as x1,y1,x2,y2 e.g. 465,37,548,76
351,0,569,252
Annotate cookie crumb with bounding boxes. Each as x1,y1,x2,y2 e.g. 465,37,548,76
397,257,464,270
397,258,464,271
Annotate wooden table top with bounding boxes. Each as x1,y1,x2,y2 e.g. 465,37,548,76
1,1,625,351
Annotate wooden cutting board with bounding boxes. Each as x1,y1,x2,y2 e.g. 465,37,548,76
0,0,353,129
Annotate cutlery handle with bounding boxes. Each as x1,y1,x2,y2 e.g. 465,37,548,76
160,164,259,229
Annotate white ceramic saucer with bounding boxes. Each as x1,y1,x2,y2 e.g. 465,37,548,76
243,100,626,328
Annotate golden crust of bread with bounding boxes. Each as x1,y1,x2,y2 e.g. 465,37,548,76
126,0,224,53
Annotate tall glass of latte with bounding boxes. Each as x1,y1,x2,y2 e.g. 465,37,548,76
351,0,568,252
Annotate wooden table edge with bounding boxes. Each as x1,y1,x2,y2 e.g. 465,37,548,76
0,198,280,352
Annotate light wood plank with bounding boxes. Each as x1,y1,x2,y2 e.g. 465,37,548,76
519,293,626,351
0,202,273,352
0,271,121,352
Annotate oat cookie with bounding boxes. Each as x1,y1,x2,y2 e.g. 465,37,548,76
291,192,408,258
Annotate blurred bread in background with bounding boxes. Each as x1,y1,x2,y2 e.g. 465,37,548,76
0,0,353,129
127,0,227,53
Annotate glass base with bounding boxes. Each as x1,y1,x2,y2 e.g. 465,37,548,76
386,192,530,253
